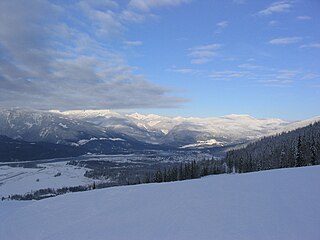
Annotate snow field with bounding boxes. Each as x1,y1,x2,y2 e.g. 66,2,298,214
1,166,319,240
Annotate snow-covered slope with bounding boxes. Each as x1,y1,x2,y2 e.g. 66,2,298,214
58,110,298,147
55,110,166,144
0,108,107,144
1,166,320,240
280,115,320,133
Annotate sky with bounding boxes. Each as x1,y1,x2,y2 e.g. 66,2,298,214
0,0,319,120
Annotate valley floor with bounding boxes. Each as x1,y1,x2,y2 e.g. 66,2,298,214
0,161,97,197
1,166,319,240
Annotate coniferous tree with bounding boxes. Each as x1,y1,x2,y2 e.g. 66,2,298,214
295,136,304,167
310,137,317,165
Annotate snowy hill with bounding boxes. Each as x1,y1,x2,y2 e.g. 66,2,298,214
1,166,320,240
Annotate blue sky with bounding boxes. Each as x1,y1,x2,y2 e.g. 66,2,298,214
0,0,319,120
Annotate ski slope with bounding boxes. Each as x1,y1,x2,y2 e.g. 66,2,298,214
1,166,320,240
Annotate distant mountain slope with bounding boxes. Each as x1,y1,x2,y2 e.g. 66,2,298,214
0,109,168,161
1,166,319,240
1,108,319,151
58,109,320,148
225,121,320,173
54,110,166,144
0,108,107,144
0,135,85,162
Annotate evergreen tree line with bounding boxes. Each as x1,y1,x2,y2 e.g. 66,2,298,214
143,159,227,184
6,185,95,201
224,121,320,173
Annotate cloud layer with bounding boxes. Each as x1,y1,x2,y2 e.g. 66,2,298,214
0,0,187,110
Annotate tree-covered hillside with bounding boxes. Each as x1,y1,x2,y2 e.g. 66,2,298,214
225,121,320,173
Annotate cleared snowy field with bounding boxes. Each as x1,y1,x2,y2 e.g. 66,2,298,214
1,166,319,240
0,162,97,197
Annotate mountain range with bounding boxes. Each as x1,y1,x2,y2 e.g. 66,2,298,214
0,108,319,161
54,109,320,147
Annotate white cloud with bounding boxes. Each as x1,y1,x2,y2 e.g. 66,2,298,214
276,70,298,79
191,58,211,65
189,50,217,58
300,43,320,48
209,70,249,80
215,21,228,33
268,20,278,26
169,67,196,74
128,0,191,12
297,16,311,20
257,1,293,16
120,10,157,23
258,79,292,87
190,44,222,51
123,40,143,46
269,37,302,45
238,63,261,69
188,44,222,64
217,21,228,29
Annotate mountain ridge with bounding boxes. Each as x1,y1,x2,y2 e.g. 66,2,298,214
1,108,320,150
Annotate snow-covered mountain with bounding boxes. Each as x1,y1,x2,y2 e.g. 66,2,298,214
1,166,319,240
54,110,166,145
0,108,108,144
57,109,320,148
0,108,164,158
1,108,320,150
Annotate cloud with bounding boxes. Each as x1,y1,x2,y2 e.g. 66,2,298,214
216,21,228,29
208,67,302,86
121,0,189,23
209,70,250,80
257,1,293,16
259,69,300,85
120,10,148,23
269,37,302,45
297,16,311,20
78,1,124,38
215,21,228,33
128,0,191,12
0,0,185,110
300,43,320,48
276,69,298,79
302,73,320,80
268,20,278,26
169,67,197,74
257,79,292,87
123,40,143,46
238,63,262,69
188,44,222,64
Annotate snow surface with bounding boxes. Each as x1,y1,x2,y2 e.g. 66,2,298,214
0,162,97,197
1,166,320,240
180,138,224,148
